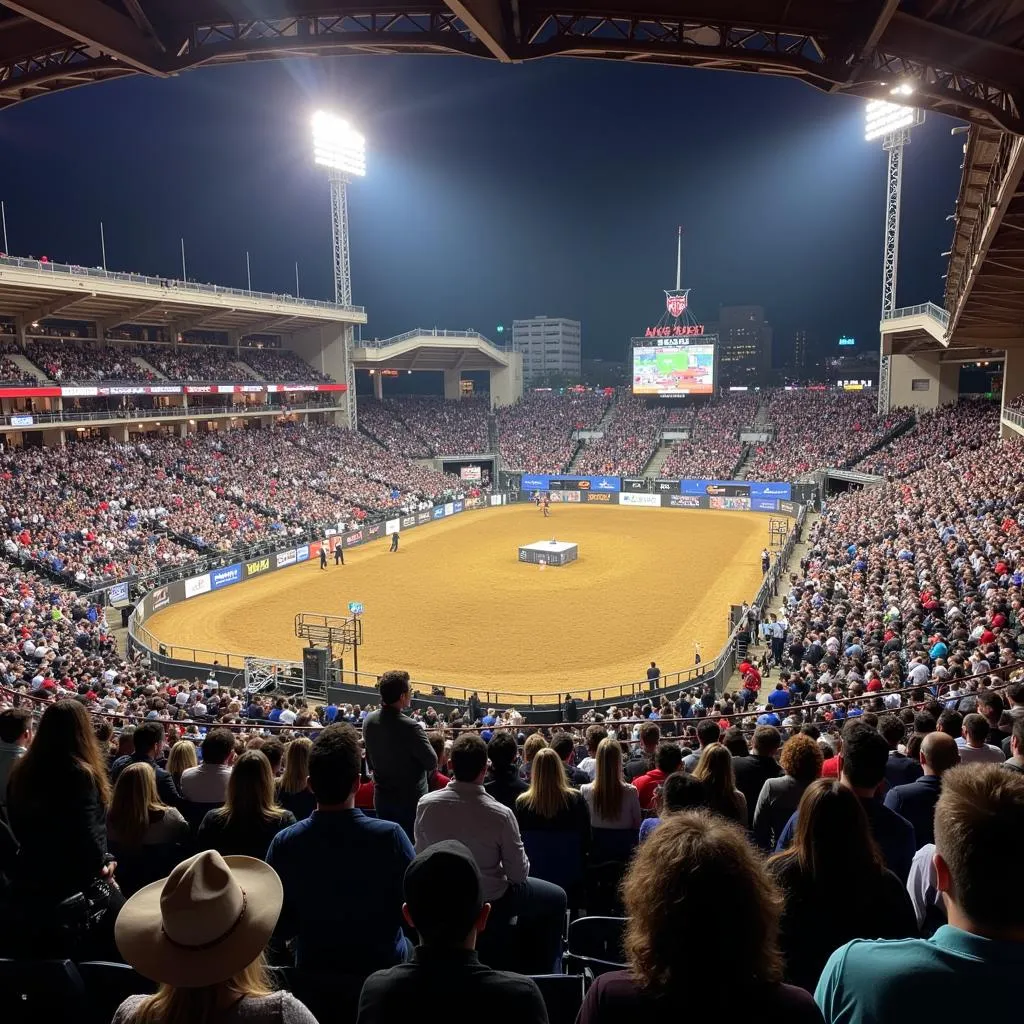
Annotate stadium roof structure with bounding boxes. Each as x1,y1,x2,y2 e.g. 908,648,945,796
0,255,366,335
1,1,1024,132
353,328,510,371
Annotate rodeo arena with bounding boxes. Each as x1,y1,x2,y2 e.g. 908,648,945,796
1,3,1024,1024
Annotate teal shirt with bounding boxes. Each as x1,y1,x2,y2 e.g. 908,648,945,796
815,925,1024,1024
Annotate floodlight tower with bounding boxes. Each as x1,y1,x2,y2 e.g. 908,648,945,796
312,110,366,428
866,85,924,414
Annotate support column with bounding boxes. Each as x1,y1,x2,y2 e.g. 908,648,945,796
373,371,383,400
41,428,65,447
489,353,523,410
443,369,462,400
1002,348,1024,438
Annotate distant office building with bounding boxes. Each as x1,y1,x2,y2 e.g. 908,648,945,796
794,330,809,370
512,316,581,382
711,305,773,384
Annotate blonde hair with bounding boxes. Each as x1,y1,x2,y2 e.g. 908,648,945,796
591,737,626,820
218,750,287,826
278,737,312,796
517,747,573,820
166,740,198,783
522,733,547,764
108,762,169,847
132,956,273,1024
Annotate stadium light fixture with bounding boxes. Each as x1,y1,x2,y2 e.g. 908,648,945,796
312,111,366,177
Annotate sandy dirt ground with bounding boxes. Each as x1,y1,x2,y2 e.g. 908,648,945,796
146,503,767,700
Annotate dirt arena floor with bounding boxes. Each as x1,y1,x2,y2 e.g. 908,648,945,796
146,504,767,700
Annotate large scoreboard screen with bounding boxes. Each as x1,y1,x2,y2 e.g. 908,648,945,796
632,343,715,396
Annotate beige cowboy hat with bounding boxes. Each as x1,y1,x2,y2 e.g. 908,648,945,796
115,850,283,988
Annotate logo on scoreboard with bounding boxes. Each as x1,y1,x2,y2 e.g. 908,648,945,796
665,289,689,318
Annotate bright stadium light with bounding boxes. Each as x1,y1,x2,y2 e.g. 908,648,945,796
312,111,366,177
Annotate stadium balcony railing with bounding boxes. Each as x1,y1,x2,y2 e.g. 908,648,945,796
0,254,365,316
881,301,950,329
1003,407,1024,431
0,403,335,427
360,328,506,350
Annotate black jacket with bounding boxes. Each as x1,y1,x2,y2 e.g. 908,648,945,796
731,754,783,827
357,948,548,1024
484,767,529,811
362,707,438,807
882,774,941,848
196,807,297,860
110,753,182,808
883,751,924,789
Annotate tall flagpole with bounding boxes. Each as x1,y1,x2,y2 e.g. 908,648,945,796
246,251,252,293
676,225,682,291
100,222,107,271
1,201,8,254
294,261,300,297
180,238,187,281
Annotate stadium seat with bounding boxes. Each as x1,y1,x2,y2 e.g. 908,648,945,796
0,958,86,1024
78,960,156,1024
565,916,628,977
522,830,586,905
182,800,223,833
591,826,639,864
530,973,586,1024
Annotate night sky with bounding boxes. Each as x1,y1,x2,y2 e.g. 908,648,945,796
0,55,963,365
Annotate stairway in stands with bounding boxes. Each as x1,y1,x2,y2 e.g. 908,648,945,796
566,391,619,472
132,356,166,379
642,443,673,478
6,352,47,383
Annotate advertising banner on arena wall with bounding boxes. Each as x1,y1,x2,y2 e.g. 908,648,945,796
385,519,400,535
655,479,679,494
368,522,385,540
751,498,779,512
210,564,243,590
245,556,271,577
453,500,464,513
778,500,799,517
582,492,615,504
622,478,647,492
184,574,212,599
444,502,455,516
668,494,704,508
751,482,793,500
151,586,171,611
709,496,752,511
401,515,417,529
519,474,622,493
548,490,581,503
108,581,130,603
678,479,792,500
432,506,444,520
345,530,364,547
417,511,432,524
619,493,661,508
489,495,503,507
295,544,311,563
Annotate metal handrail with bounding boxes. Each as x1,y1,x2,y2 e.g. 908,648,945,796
0,254,365,315
2,402,337,426
881,301,950,328
1002,407,1024,429
359,328,503,349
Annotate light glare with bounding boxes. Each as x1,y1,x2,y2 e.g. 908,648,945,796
312,110,366,176
865,98,919,141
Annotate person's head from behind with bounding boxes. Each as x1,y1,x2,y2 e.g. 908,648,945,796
779,779,883,881
402,840,488,948
693,743,737,798
522,732,547,766
655,741,683,775
487,730,518,774
114,850,283,1016
427,731,446,767
639,721,660,754
933,765,1024,939
260,738,285,775
379,670,411,709
549,731,575,764
308,723,362,805
517,747,572,820
117,726,136,756
279,736,313,795
722,727,749,757
133,721,165,759
623,812,782,991
839,722,889,794
585,724,607,756
938,710,963,739
751,725,781,758
166,740,198,781
779,733,824,784
977,692,1004,726
0,707,30,747
224,750,278,824
659,772,706,815
920,731,960,776
451,733,488,783
8,698,110,806
914,712,937,735
109,762,166,846
962,713,990,746
201,728,236,767
696,719,721,749
878,715,905,751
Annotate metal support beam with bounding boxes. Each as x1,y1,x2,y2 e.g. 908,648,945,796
240,316,298,337
444,0,512,61
20,291,82,324
0,0,168,75
103,300,166,330
878,129,908,414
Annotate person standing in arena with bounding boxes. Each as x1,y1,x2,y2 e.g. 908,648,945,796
334,540,344,566
319,546,328,570
390,531,400,553
542,496,551,518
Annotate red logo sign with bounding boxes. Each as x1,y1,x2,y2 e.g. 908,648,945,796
644,324,705,338
665,290,688,318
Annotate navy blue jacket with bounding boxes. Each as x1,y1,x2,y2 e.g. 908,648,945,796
883,774,942,849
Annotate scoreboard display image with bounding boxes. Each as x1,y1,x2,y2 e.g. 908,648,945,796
632,343,715,395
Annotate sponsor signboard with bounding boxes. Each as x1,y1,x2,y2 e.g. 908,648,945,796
521,475,547,492
706,483,750,498
460,466,482,481
417,512,432,525
309,541,321,560
245,556,271,577
210,564,243,590
295,544,311,563
548,490,581,503
751,497,779,512
109,581,130,603
10,414,34,427
778,500,799,516
619,492,661,508
385,519,400,535
751,482,792,500
490,495,503,507
366,522,384,540
517,474,622,493
655,479,678,493
185,574,212,598
60,386,99,397
275,549,297,568
584,492,613,503
432,506,444,520
453,500,464,513
623,478,647,492
465,496,484,509
444,502,455,516
401,515,417,528
710,496,751,511
152,586,170,611
669,494,702,508
345,530,364,547
679,479,792,500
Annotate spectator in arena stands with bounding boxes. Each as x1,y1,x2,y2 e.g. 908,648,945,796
1003,718,1024,775
576,812,824,1024
106,762,190,897
180,727,236,804
415,733,567,975
484,731,528,810
767,780,916,991
778,722,916,882
883,732,960,849
753,734,825,852
957,713,1006,765
880,714,924,787
196,751,296,860
682,719,720,771
111,720,182,809
815,765,1024,1022
732,725,783,827
356,841,549,1024
267,723,416,973
166,740,198,792
638,771,708,843
0,707,30,809
519,732,547,782
111,849,318,1024
581,737,642,830
577,724,607,780
549,730,590,787
625,721,660,781
693,743,747,824
514,747,592,865
3,699,124,959
362,670,438,839
634,742,683,810
275,737,316,821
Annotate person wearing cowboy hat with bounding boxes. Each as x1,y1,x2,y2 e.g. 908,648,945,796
111,850,317,1023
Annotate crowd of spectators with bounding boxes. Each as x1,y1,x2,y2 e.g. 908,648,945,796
239,347,332,383
746,391,909,480
24,340,157,383
0,341,36,385
660,392,757,479
573,394,667,476
359,397,490,457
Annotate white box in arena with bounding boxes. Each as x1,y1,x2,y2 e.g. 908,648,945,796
518,540,578,566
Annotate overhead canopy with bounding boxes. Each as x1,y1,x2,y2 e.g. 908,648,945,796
354,329,509,371
1,1,1024,131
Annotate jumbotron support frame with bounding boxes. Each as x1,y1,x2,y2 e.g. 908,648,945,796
329,169,358,430
877,127,910,415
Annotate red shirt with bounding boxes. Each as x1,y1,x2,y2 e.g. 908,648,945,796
822,755,840,778
355,780,375,808
634,768,667,810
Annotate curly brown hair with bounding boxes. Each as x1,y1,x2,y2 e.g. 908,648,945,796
622,811,784,992
779,733,824,784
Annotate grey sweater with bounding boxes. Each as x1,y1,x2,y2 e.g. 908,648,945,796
113,991,318,1024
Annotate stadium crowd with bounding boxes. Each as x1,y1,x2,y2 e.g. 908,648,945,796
573,394,666,476
659,392,757,480
359,397,489,457
239,347,332,383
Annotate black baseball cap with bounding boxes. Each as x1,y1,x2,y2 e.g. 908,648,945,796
403,840,483,943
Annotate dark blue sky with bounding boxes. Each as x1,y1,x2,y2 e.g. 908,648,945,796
0,55,963,363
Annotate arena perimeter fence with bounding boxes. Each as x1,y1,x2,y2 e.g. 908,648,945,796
124,490,805,711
